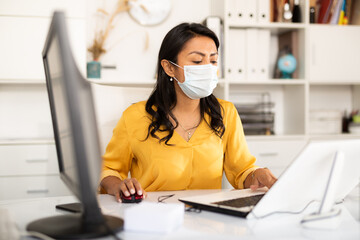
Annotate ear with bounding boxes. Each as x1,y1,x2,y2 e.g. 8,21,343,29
161,59,176,78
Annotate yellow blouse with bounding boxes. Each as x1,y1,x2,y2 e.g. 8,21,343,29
101,99,258,191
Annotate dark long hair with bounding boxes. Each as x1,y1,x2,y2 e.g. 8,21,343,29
145,23,225,145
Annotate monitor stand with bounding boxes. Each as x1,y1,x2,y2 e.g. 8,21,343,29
27,214,123,239
56,202,83,213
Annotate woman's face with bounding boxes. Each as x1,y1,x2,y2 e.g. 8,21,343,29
173,36,218,83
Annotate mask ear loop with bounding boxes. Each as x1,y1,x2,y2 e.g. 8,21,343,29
168,60,184,70
168,60,182,83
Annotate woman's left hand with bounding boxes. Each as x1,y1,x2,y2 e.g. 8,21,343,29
244,168,277,190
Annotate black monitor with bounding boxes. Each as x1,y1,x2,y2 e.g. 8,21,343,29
26,11,123,239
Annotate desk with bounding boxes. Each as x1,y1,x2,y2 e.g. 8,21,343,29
1,189,359,240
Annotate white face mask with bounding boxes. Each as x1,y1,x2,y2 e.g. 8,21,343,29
169,61,218,100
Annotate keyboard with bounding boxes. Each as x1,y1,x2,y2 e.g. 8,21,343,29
212,194,265,208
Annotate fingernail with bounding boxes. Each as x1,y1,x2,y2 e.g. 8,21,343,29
125,191,130,196
130,189,135,194
138,190,142,195
118,199,122,203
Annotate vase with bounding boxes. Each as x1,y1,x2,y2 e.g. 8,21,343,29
87,61,101,79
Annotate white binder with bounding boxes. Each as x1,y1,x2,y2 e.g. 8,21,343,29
244,0,257,24
257,0,270,23
257,29,270,80
245,28,258,80
227,0,258,25
225,0,237,25
204,16,223,78
227,29,246,81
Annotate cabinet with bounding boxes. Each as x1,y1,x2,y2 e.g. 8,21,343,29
0,142,70,201
0,0,85,200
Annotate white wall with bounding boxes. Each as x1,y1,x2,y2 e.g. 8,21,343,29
87,0,211,81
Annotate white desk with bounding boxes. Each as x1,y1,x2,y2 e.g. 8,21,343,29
1,189,359,240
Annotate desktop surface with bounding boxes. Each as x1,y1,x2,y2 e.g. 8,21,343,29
0,189,359,240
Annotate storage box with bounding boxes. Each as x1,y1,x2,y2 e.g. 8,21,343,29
124,202,184,233
309,110,342,134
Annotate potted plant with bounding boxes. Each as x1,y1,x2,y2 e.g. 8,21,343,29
87,0,130,78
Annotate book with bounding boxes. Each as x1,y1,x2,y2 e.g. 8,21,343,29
318,0,332,23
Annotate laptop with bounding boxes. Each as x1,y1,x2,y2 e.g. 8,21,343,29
179,139,360,219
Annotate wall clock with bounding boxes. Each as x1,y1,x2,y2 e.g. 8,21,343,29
128,0,171,26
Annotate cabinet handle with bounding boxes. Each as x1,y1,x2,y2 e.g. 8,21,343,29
259,152,279,157
25,159,48,163
26,189,49,194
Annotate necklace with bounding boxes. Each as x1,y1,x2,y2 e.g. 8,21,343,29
178,121,200,141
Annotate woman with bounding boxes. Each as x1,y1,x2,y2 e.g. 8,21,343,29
100,23,277,202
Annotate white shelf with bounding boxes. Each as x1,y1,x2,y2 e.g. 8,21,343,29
246,134,360,141
0,79,45,85
87,79,227,87
88,79,156,88
309,134,360,140
309,81,360,85
228,79,306,85
0,139,54,146
229,23,306,35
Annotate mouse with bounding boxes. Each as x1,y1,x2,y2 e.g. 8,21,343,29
120,191,143,203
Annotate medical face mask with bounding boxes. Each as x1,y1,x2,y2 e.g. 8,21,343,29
169,61,218,100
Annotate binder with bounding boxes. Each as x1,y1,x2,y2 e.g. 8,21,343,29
329,0,344,24
246,28,258,80
234,0,246,25
244,0,257,24
257,0,270,23
227,29,246,81
203,16,223,78
257,29,271,80
225,0,237,25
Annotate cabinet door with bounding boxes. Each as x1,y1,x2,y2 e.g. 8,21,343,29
0,144,58,176
309,26,360,82
0,175,70,201
247,139,307,177
0,17,85,81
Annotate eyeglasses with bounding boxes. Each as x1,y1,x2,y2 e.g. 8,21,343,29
157,194,175,203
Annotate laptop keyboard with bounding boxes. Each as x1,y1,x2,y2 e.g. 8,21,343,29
212,194,265,208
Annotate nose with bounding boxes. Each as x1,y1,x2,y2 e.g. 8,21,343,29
203,57,211,65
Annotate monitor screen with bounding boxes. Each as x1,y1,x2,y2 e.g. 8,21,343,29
26,11,123,239
45,35,79,193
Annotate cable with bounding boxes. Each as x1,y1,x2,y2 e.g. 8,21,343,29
157,194,175,203
250,199,318,219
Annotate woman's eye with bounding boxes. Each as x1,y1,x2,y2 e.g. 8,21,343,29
211,60,218,64
192,61,202,64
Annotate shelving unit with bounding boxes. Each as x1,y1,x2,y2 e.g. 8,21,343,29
207,0,360,179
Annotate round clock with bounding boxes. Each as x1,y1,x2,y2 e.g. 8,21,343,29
128,0,171,26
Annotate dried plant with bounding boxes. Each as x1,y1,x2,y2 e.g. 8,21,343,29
88,0,130,61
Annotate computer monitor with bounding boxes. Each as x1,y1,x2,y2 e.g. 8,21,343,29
26,11,123,239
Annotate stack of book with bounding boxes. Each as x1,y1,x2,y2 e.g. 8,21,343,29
311,0,360,25
234,93,275,135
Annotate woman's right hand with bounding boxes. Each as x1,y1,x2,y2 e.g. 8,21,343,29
100,176,147,202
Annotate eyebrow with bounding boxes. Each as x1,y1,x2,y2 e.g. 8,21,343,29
188,51,218,57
